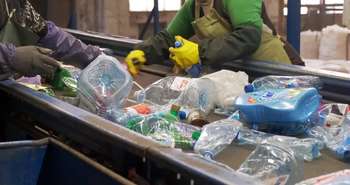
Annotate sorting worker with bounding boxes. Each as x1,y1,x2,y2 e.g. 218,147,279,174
126,0,303,76
0,0,101,81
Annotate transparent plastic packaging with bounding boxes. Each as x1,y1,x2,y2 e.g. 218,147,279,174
176,78,216,115
307,124,350,161
194,119,242,159
245,75,322,93
134,76,191,105
201,70,248,110
237,128,322,161
238,142,304,185
78,54,133,116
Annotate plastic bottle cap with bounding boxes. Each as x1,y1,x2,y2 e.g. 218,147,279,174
192,131,201,140
179,111,187,120
244,84,254,93
175,41,182,48
203,151,214,159
287,83,296,88
134,90,145,103
266,91,274,97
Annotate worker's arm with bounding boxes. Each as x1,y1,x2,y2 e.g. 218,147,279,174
198,0,263,65
134,0,195,64
38,21,102,68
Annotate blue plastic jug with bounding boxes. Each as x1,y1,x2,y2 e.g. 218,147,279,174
234,88,321,135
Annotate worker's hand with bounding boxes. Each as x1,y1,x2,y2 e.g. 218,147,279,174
125,50,146,76
12,46,61,81
169,36,199,69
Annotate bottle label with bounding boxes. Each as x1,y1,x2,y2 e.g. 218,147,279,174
170,77,191,91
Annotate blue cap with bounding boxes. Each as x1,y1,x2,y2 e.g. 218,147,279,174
175,41,182,48
287,83,296,88
244,84,254,93
179,111,187,120
265,91,274,97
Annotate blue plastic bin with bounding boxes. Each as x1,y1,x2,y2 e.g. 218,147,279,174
0,138,133,185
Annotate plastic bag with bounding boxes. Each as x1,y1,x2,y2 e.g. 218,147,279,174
201,70,248,110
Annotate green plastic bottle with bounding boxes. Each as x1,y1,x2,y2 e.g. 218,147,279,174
52,68,72,90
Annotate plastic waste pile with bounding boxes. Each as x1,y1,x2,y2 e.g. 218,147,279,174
17,62,350,185
296,170,350,185
109,103,201,149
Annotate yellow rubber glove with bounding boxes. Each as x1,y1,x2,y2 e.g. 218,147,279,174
169,36,200,69
125,50,146,76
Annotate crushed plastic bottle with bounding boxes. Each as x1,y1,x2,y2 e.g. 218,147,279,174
236,127,271,146
237,142,304,185
307,124,350,161
176,78,216,115
244,75,322,93
296,170,350,185
52,65,81,91
194,119,242,159
236,128,322,161
134,76,191,105
318,103,349,127
235,88,321,135
78,54,133,116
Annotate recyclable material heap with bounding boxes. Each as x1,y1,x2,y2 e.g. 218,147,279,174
15,54,350,185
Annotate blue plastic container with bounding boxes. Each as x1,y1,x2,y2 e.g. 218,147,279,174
0,138,131,185
234,88,321,135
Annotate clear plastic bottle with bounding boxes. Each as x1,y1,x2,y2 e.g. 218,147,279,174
236,128,322,161
194,119,242,159
134,76,191,105
245,75,322,93
175,78,216,115
237,142,304,185
78,54,133,116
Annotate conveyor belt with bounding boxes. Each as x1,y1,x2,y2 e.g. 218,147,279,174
133,71,350,180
